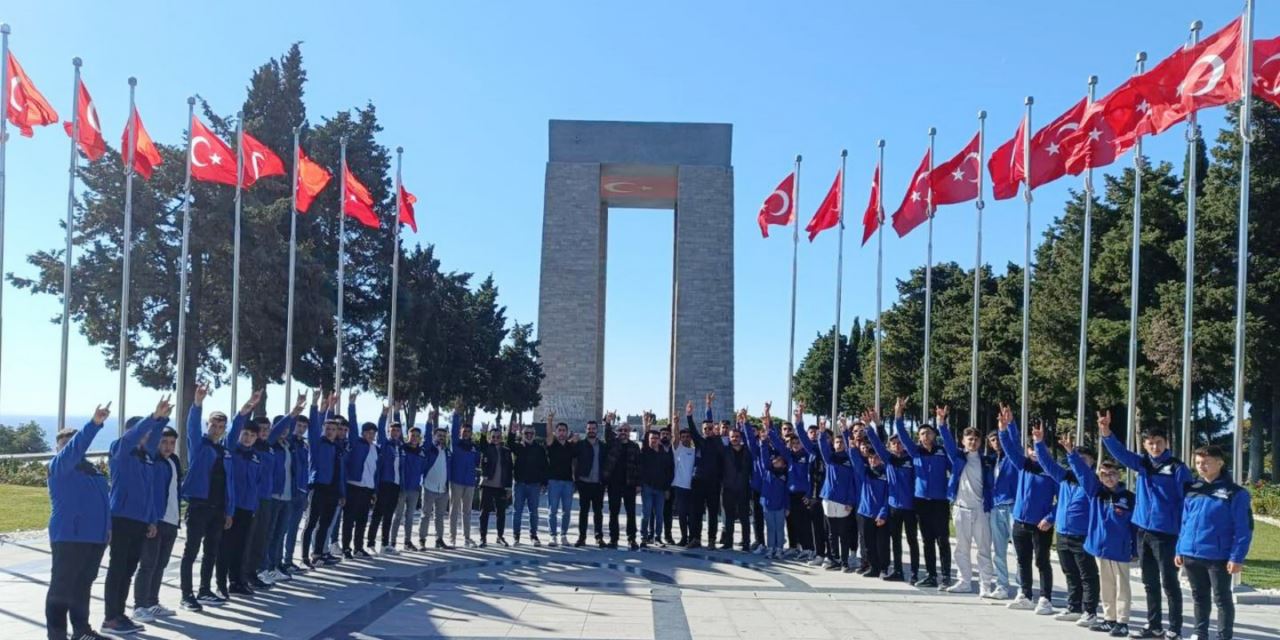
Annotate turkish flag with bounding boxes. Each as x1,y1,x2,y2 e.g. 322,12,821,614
240,132,285,190
1063,91,1125,175
757,172,795,238
62,79,105,161
5,52,59,137
891,149,932,238
122,108,163,180
1254,35,1280,107
805,169,842,242
860,164,881,246
1025,99,1088,190
189,117,238,186
399,184,418,232
989,116,1026,201
1141,17,1243,138
295,147,331,213
342,163,380,229
929,133,980,206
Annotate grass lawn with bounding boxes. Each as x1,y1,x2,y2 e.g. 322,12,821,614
1244,520,1280,589
0,484,49,534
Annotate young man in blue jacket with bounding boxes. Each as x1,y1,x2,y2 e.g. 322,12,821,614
101,397,171,636
1034,422,1100,626
1066,412,1138,638
279,392,320,573
449,403,480,548
342,404,380,559
746,404,790,559
841,421,890,578
1101,414,1192,640
997,405,1059,616
215,390,266,599
132,424,182,624
300,394,347,569
366,405,406,555
244,410,294,591
813,417,858,572
937,407,994,595
419,409,452,550
985,425,1019,600
781,405,815,560
45,403,112,640
865,413,920,582
394,425,428,550
270,394,314,577
893,398,952,588
1175,445,1253,640
256,395,307,584
178,385,236,611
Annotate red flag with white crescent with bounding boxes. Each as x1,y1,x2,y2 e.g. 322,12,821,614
122,108,163,180
805,169,842,242
399,184,418,232
62,78,105,161
891,149,932,238
757,172,795,238
1253,35,1280,108
929,133,981,206
240,132,285,189
860,164,880,246
189,117,238,186
342,163,380,229
5,51,59,137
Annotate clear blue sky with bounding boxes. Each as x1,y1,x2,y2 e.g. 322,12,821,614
0,0,1268,427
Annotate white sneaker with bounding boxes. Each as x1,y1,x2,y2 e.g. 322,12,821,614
560,535,569,546
275,569,293,581
257,570,276,585
465,538,478,549
548,537,559,547
150,604,176,618
1076,614,1097,627
983,586,1009,600
1034,598,1055,615
1054,610,1081,622
809,556,825,567
329,542,342,556
381,546,397,556
132,606,156,622
1007,593,1035,610
945,581,973,593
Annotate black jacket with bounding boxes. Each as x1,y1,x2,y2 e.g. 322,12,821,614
720,444,752,493
478,441,514,489
603,438,642,487
508,434,549,484
573,437,607,483
640,445,675,490
688,415,723,484
546,439,575,481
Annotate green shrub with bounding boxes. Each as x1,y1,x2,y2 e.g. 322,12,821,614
1251,481,1280,518
0,460,51,487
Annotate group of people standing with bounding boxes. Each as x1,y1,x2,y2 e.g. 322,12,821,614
43,390,1255,640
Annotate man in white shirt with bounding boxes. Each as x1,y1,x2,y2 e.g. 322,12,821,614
420,419,452,549
938,405,994,595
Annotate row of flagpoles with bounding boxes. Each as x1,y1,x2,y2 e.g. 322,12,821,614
762,2,1264,482
0,23,420,434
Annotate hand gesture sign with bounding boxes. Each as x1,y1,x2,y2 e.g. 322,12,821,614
241,389,263,416
1031,421,1046,444
312,388,323,406
763,401,772,419
997,404,1012,431
194,383,209,406
153,394,174,420
685,400,694,417
935,405,949,425
348,390,359,405
795,400,804,419
293,392,308,416
706,392,715,408
92,402,112,425
1058,431,1075,453
1096,410,1112,438
894,397,906,419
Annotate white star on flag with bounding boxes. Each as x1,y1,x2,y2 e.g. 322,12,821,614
1088,128,1102,142
210,153,223,165
910,191,921,202
1137,100,1150,114
951,168,966,181
1046,141,1060,156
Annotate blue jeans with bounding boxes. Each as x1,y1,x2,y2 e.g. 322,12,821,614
263,498,292,571
547,480,574,537
512,482,542,539
990,503,1013,591
765,508,786,551
641,486,666,541
283,492,309,566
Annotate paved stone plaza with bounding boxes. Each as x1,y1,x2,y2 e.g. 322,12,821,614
2,505,1277,639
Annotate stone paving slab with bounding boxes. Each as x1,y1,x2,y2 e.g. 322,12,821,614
2,508,1277,639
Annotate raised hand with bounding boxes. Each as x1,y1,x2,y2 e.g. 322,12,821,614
763,401,772,417
194,383,209,406
153,394,174,419
997,404,1012,430
685,400,694,417
1097,410,1112,438
894,397,906,419
1031,421,1044,443
93,402,112,425
1058,431,1075,453
312,388,322,405
241,389,263,415
293,392,307,415
795,400,805,419
328,391,339,410
935,405,949,424
348,390,358,405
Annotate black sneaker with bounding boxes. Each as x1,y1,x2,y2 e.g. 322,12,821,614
342,550,354,560
436,539,452,550
354,549,372,559
404,541,419,551
629,541,640,551
197,590,225,607
686,540,702,550
915,576,938,588
1091,620,1115,633
228,582,254,597
248,577,271,591
573,539,586,548
180,594,204,612
419,539,428,550
479,540,488,548
497,537,510,547
100,617,144,635
1129,628,1163,639
883,571,905,582
321,554,340,565
1110,624,1130,637
664,536,676,545
214,587,231,602
72,631,110,640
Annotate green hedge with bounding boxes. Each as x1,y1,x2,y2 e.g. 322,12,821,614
1251,481,1280,518
0,459,109,488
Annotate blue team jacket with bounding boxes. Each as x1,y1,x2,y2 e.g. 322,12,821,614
746,425,790,511
181,404,236,517
449,412,480,486
1176,476,1254,564
848,445,890,520
1035,441,1091,537
1102,434,1192,535
375,411,405,486
228,415,263,513
108,416,166,524
815,431,858,508
999,424,1059,526
47,419,111,544
939,423,994,512
990,449,1020,507
1066,452,1137,562
306,405,345,495
895,418,952,501
262,416,294,497
865,426,916,511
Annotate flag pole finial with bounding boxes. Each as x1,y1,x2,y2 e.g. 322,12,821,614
927,127,936,136
1135,51,1147,65
795,154,802,163
397,146,404,154
1190,19,1202,34
977,110,987,120
841,148,847,158
877,139,885,149
292,126,300,135
1088,75,1098,87
127,76,136,87
72,57,82,68
187,96,195,106
1024,96,1034,106
0,24,10,34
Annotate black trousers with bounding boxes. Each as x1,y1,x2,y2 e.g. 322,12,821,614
807,498,828,557
244,498,278,580
342,485,374,552
785,494,813,551
479,486,509,539
133,521,178,609
46,541,106,639
721,489,750,547
916,498,951,580
576,481,605,540
750,489,766,546
103,517,148,621
606,483,637,543
1139,528,1183,633
180,500,225,595
826,513,856,565
700,481,722,545
367,482,401,547
673,486,697,541
1184,556,1233,640
216,508,254,589
888,506,921,577
1057,533,1099,614
662,488,674,542
858,513,891,575
301,483,340,559
1012,520,1054,600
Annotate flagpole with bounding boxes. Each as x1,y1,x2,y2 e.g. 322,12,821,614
58,58,82,431
786,154,801,419
229,111,245,414
1181,21,1202,463
1125,53,1146,457
971,111,985,431
175,97,195,464
1232,0,1255,484
1077,76,1099,450
0,23,11,411
388,146,403,408
335,137,348,395
1020,97,1032,443
118,77,137,433
924,128,936,423
829,149,847,423
874,139,885,419
284,126,300,412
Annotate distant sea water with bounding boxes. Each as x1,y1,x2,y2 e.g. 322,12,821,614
0,415,122,452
